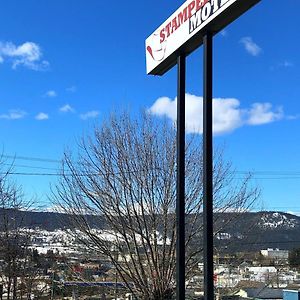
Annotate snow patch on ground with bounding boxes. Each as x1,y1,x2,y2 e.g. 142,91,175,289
258,212,298,229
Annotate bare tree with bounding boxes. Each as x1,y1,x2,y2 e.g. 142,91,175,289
53,112,259,300
0,157,35,300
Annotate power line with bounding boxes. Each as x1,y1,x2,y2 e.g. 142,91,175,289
3,171,300,179
236,171,300,175
2,163,61,171
2,154,61,163
7,164,300,177
243,177,300,180
2,153,300,174
1,172,63,177
3,153,300,179
0,168,164,177
3,172,300,179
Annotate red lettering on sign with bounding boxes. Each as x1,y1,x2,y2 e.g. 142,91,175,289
178,7,188,25
160,29,166,43
196,0,209,12
171,17,179,33
188,1,196,18
158,0,213,44
166,22,172,37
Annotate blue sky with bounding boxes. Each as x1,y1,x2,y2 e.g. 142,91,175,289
0,0,299,212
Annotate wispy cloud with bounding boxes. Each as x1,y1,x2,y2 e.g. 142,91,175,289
0,41,49,70
286,114,300,120
247,103,283,125
271,60,294,71
60,104,75,113
35,112,49,120
149,94,284,135
240,37,262,56
280,60,294,68
80,110,99,120
44,90,57,98
0,109,27,120
66,86,77,93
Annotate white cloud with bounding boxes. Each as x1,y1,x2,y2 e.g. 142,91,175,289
149,94,284,135
80,110,99,120
44,90,57,98
0,41,49,70
0,109,27,120
247,103,283,125
35,112,49,120
240,37,262,56
66,86,77,93
150,96,176,120
60,104,75,113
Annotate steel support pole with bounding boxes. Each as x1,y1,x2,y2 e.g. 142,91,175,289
176,54,186,300
203,33,214,300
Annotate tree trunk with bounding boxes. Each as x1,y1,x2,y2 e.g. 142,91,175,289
148,288,174,300
7,277,12,300
12,276,17,300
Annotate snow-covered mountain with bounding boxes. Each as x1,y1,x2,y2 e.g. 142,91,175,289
258,212,299,229
213,211,300,252
2,209,300,253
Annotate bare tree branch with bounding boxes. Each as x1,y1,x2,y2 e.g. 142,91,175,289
52,112,260,300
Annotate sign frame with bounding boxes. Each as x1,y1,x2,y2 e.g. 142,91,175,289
146,0,260,75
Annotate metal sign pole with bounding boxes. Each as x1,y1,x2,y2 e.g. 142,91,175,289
146,2,260,299
176,53,186,300
203,32,214,300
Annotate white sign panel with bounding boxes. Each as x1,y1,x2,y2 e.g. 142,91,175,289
146,0,260,75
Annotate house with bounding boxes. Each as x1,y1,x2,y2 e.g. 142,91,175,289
239,266,278,282
283,290,300,300
260,249,289,260
236,287,283,300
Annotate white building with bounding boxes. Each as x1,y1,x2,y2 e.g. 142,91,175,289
261,248,289,260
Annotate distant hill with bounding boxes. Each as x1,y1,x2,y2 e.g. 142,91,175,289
212,211,300,252
0,209,106,231
1,209,300,253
